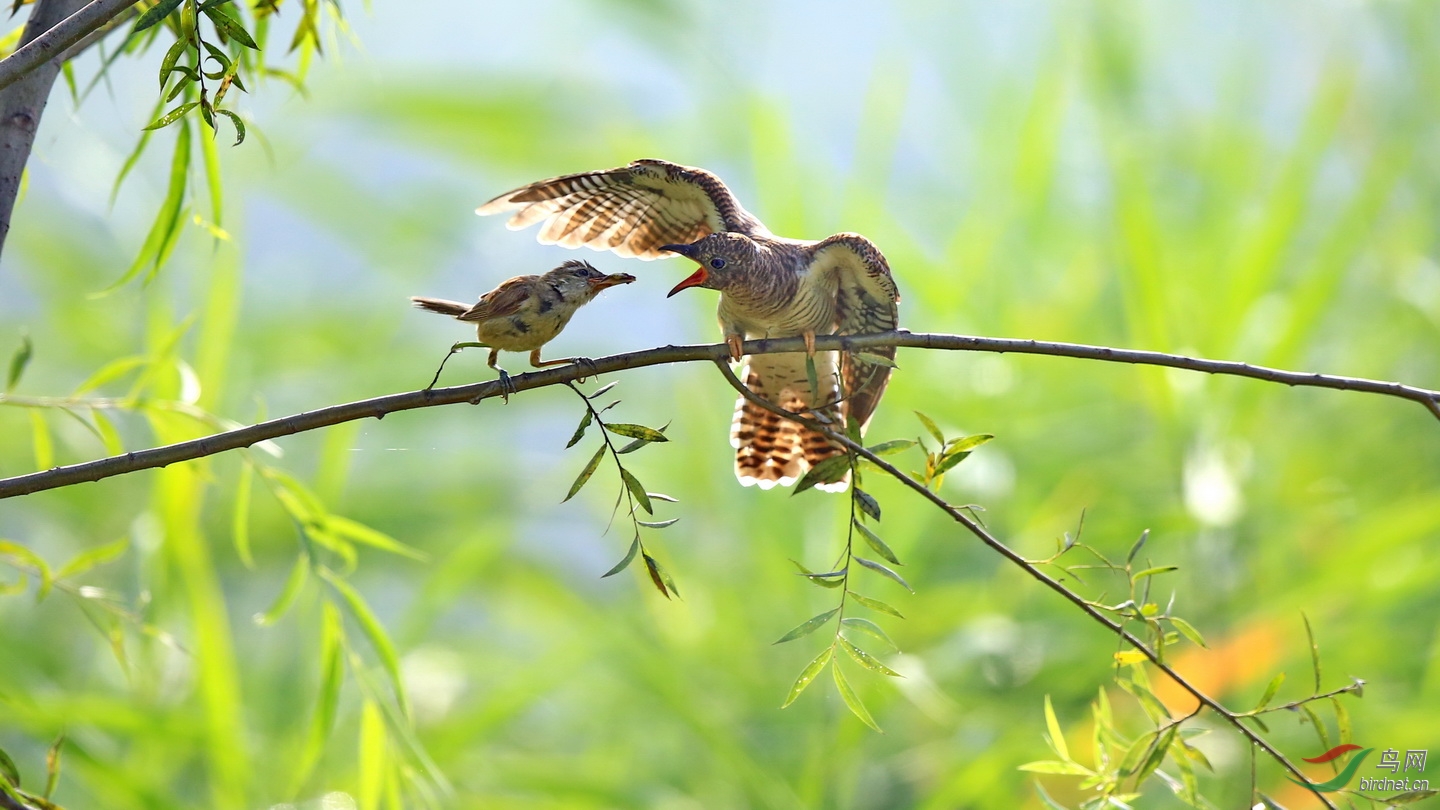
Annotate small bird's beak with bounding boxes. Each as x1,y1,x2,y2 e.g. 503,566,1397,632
667,268,708,298
589,272,636,290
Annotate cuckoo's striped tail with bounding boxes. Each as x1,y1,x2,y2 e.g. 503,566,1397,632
730,364,847,492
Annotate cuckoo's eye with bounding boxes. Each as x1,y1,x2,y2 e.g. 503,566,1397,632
709,257,727,270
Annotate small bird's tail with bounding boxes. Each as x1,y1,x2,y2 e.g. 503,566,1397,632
730,364,848,492
410,297,471,318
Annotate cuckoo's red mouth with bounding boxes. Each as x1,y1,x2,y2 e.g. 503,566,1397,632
666,267,707,297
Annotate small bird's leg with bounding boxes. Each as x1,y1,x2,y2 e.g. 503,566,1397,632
426,341,487,389
803,330,817,357
726,334,744,362
528,350,599,383
487,348,516,403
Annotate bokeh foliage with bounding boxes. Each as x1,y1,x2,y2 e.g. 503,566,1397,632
2,1,1440,807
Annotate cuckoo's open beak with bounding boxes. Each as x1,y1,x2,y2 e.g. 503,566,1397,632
589,272,636,291
661,243,707,297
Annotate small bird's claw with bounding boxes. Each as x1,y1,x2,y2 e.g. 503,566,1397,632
497,369,516,403
726,334,744,362
575,357,600,383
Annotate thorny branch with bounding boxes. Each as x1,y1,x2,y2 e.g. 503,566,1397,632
2,330,1438,501
708,358,1342,808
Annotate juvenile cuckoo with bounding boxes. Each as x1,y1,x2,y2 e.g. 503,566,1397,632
476,160,900,491
412,260,634,389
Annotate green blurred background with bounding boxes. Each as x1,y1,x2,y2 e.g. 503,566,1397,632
2,1,1439,807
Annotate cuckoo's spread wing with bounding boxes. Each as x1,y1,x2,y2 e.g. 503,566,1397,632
808,234,901,431
475,159,769,260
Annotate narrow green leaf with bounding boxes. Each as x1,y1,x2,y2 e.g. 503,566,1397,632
865,439,915,456
646,492,679,503
325,516,427,562
1332,696,1351,744
841,617,897,651
211,108,246,145
804,353,819,399
1303,612,1322,693
357,700,386,810
27,409,52,470
1386,789,1440,805
1018,760,1092,775
839,637,900,676
1300,703,1330,753
565,409,593,448
202,5,258,47
606,423,668,442
1118,730,1159,777
637,518,678,529
56,536,128,580
90,408,124,456
1254,672,1284,713
1127,529,1150,564
774,608,839,644
562,445,606,502
132,0,184,33
944,433,994,454
320,568,409,718
913,411,944,444
793,454,850,495
1132,565,1178,580
853,519,900,565
1135,725,1178,784
642,552,677,599
850,592,904,618
781,647,833,708
934,449,972,476
0,540,53,601
587,381,619,399
158,37,188,88
104,122,190,291
832,664,882,732
790,560,847,588
854,488,881,521
601,537,640,578
1169,616,1207,648
142,100,199,131
290,601,343,793
853,351,897,368
42,734,62,800
5,333,31,393
1044,694,1070,760
254,554,309,626
621,468,653,514
198,113,223,225
855,556,912,592
0,747,17,787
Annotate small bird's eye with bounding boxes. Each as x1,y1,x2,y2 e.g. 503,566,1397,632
709,257,727,270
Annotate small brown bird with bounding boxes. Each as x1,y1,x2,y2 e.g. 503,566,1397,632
412,260,635,391
476,159,899,491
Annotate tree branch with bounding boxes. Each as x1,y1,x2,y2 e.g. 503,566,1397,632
707,357,1338,808
0,0,132,259
2,331,1437,500
0,0,142,92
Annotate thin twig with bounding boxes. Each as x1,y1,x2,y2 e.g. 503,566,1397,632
708,358,1337,808
2,331,1438,500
